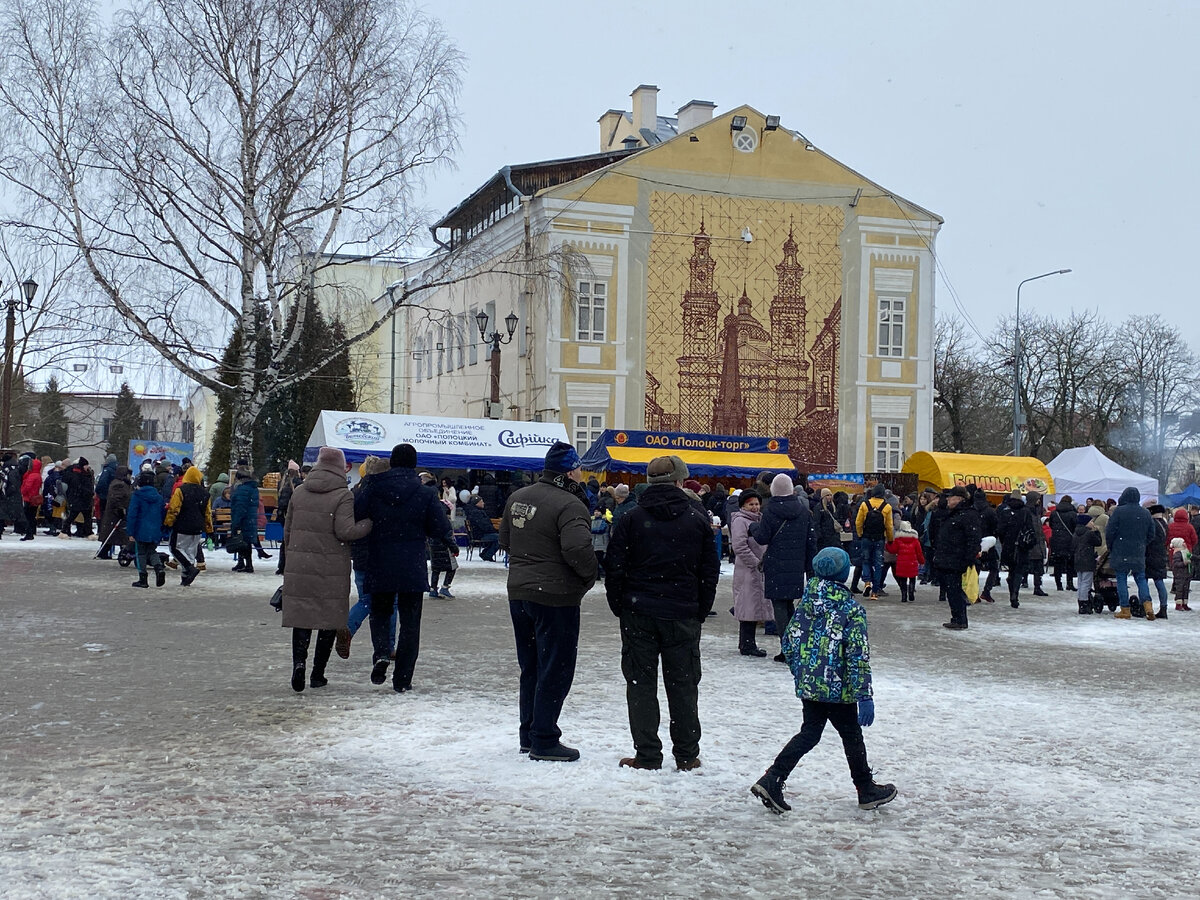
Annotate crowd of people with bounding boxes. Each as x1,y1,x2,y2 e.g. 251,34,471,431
10,441,1197,814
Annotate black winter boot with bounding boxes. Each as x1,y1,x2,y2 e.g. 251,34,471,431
751,773,792,814
132,572,149,588
155,566,166,587
1054,576,1063,592
1078,599,1092,614
857,780,898,810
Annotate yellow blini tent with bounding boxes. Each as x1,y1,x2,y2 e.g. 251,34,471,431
902,451,1055,497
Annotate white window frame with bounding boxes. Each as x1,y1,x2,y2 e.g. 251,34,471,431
456,315,466,369
877,294,906,357
576,281,607,343
574,412,605,456
425,333,433,380
436,323,444,376
874,423,904,472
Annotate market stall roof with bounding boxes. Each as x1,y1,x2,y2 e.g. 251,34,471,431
1045,445,1158,503
303,411,569,470
580,429,796,477
902,451,1055,496
1164,483,1200,507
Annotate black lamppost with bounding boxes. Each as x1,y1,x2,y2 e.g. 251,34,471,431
1,277,39,448
1012,269,1070,456
475,308,518,419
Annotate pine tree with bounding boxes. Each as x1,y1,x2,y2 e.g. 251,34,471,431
106,382,143,464
259,297,355,472
35,375,69,459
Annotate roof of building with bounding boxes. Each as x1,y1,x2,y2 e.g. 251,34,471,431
431,148,643,249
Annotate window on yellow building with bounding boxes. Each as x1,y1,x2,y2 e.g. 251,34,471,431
877,295,906,357
875,424,903,472
574,413,605,456
576,281,606,342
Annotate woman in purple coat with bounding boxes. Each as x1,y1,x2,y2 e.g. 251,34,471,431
731,489,771,657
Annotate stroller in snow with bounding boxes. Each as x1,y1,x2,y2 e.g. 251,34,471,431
1091,552,1119,614
94,518,136,567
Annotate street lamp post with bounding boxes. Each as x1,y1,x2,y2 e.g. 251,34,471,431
475,308,519,419
1012,268,1071,456
1,277,39,449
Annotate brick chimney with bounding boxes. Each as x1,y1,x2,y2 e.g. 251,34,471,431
630,84,659,137
677,100,716,133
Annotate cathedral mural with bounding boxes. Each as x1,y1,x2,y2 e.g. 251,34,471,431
644,193,842,470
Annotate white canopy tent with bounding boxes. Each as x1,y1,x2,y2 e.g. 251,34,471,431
1045,445,1159,504
304,411,569,471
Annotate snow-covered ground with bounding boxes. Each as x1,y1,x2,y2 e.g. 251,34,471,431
2,538,1198,898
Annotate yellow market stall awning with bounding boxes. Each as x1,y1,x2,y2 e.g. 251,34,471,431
580,430,796,477
902,452,1055,496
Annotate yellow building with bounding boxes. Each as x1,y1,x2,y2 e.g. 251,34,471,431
397,84,941,472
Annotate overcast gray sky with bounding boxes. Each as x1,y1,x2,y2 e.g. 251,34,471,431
425,0,1200,350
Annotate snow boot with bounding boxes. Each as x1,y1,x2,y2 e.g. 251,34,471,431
751,774,792,814
370,660,389,685
1114,606,1132,619
1156,608,1168,620
1067,578,1076,592
232,561,246,572
619,757,662,770
132,572,149,589
1143,600,1157,621
1055,576,1063,592
528,743,580,762
1078,600,1092,615
310,672,328,689
155,566,166,587
1131,600,1145,618
291,663,305,693
180,565,200,587
857,780,898,810
244,561,254,574
335,628,352,660
1177,603,1187,612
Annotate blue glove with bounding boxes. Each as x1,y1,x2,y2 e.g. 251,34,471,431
857,699,875,727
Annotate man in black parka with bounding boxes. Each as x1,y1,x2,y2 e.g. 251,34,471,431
605,455,720,772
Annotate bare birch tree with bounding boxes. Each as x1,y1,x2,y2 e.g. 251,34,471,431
0,0,507,466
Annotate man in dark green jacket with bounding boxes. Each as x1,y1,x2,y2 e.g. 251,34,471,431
499,442,597,762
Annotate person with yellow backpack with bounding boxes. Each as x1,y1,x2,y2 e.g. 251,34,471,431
854,485,894,600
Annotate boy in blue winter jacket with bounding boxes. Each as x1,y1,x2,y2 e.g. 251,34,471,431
126,471,167,588
751,546,897,813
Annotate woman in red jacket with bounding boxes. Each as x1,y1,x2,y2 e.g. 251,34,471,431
1166,508,1197,552
885,518,926,603
19,457,43,541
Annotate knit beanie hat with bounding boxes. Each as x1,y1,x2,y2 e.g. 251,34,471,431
683,479,703,493
544,441,582,473
770,473,795,497
390,443,418,468
738,488,761,508
647,455,689,484
614,484,630,498
287,459,300,473
813,547,851,583
1077,513,1092,527
137,471,155,487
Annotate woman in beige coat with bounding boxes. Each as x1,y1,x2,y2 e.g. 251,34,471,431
283,446,372,692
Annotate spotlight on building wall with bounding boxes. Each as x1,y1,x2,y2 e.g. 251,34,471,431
764,115,780,131
741,227,754,243
730,115,747,132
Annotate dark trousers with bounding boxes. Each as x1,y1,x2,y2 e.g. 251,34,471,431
767,699,872,788
942,568,968,624
292,628,335,676
1007,559,1027,600
898,576,916,603
620,611,703,766
23,502,38,538
369,591,423,688
738,619,760,651
509,599,580,752
981,554,1000,594
134,541,163,575
430,566,455,590
66,503,92,536
771,596,797,640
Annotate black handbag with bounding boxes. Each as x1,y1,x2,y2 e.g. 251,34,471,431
225,534,248,554
270,586,283,612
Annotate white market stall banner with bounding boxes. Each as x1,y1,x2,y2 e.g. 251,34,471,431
304,410,569,471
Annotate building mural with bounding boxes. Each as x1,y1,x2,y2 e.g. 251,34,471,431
644,192,843,469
